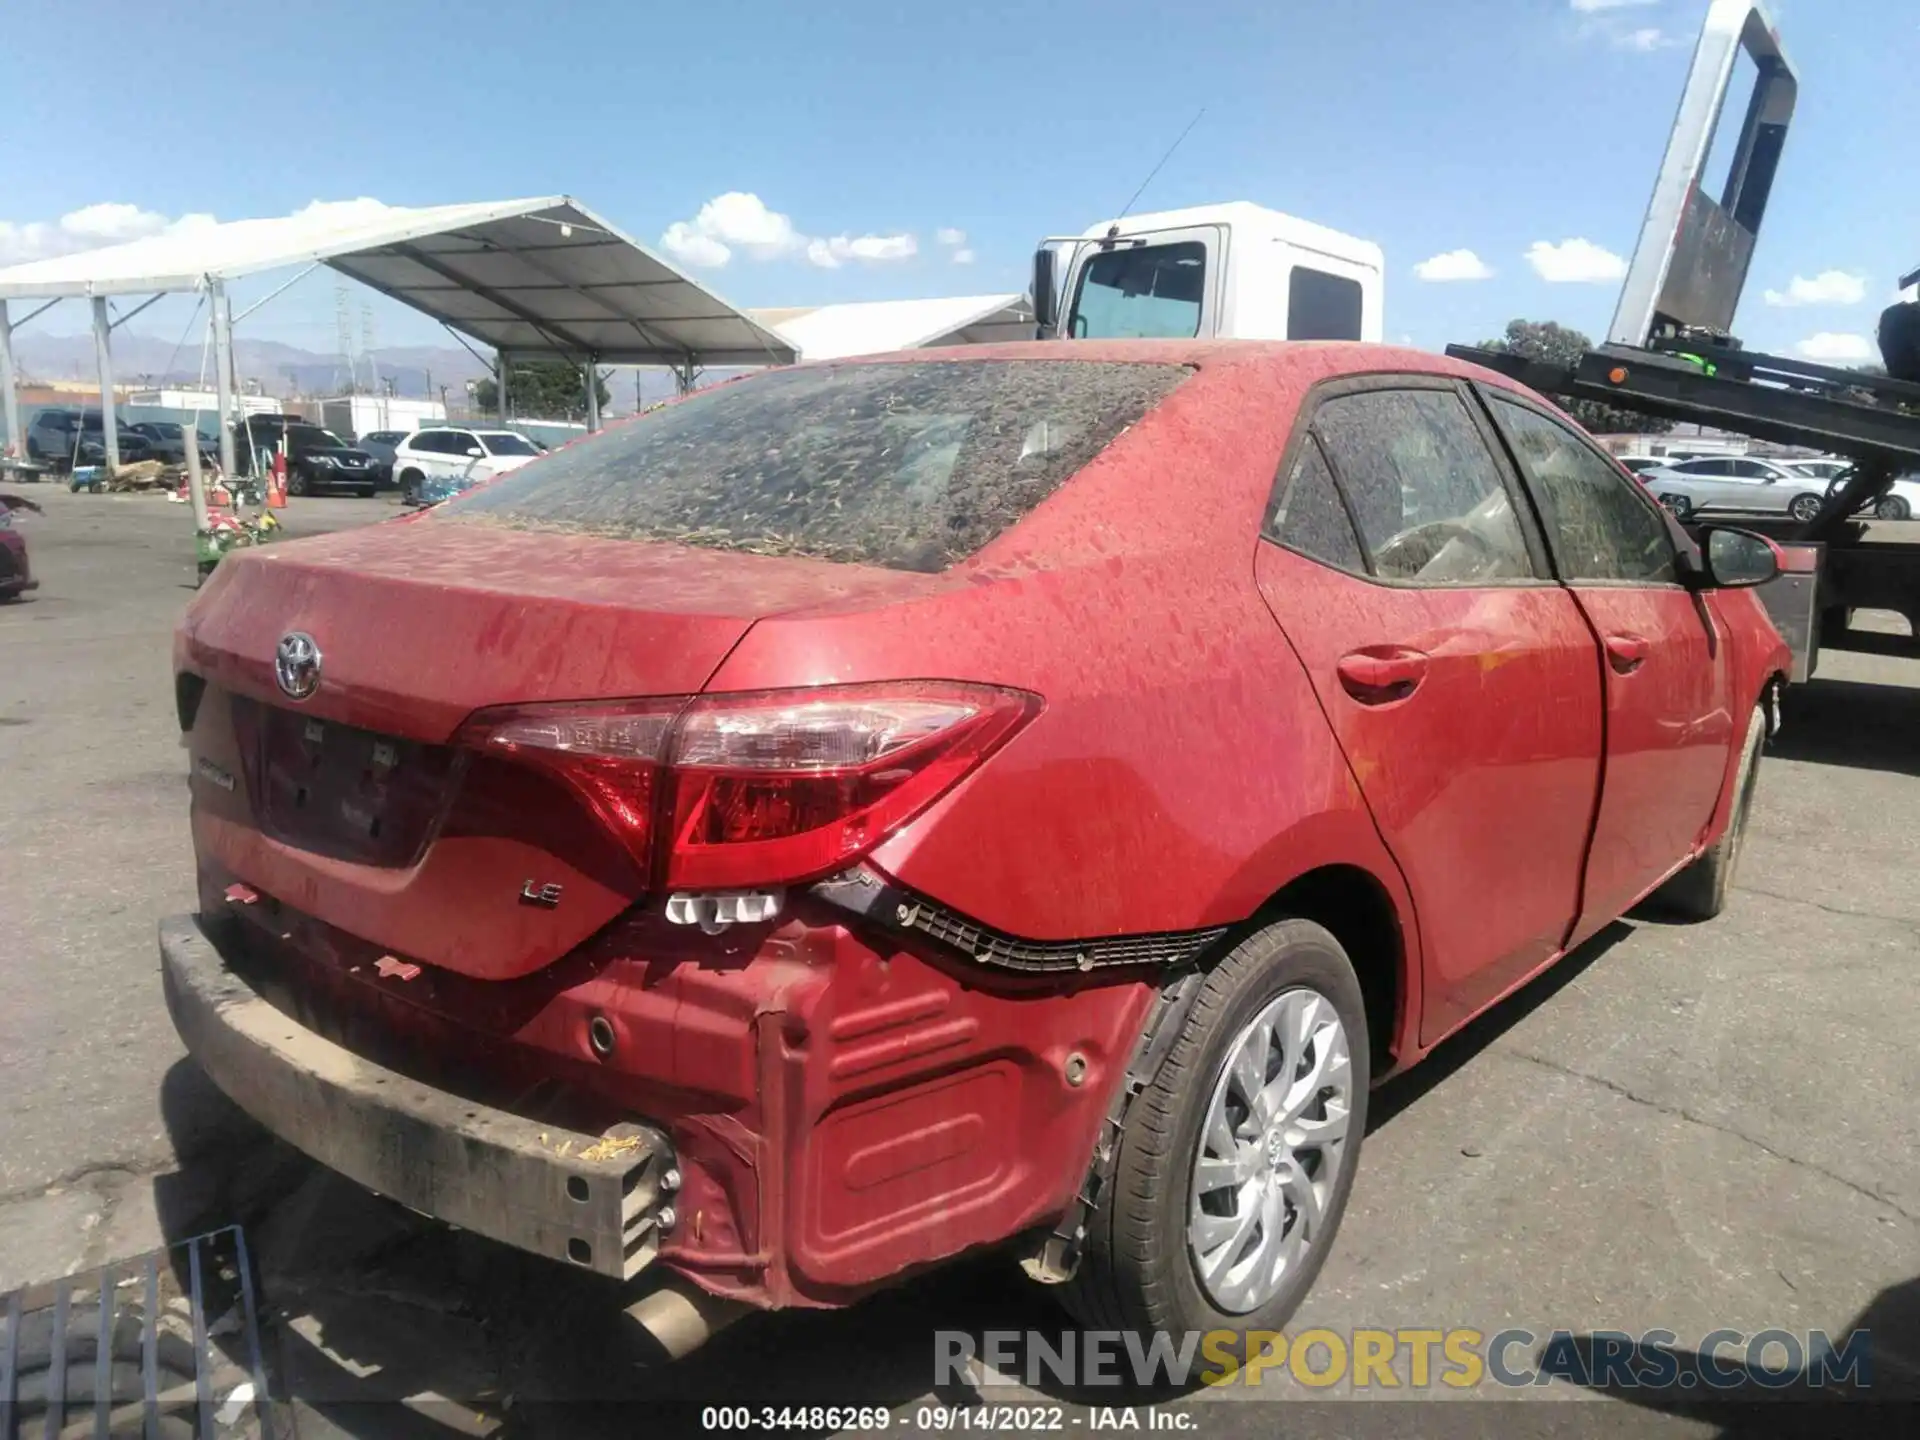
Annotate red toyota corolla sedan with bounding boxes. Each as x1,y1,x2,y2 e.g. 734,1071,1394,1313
161,342,1788,1359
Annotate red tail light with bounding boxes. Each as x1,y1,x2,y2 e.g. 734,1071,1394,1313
459,700,682,871
457,682,1039,889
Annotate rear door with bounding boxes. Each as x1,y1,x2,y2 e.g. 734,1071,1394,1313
411,430,456,480
1254,377,1606,1043
1479,390,1734,942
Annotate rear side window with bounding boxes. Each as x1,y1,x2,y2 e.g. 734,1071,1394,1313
447,360,1191,573
1287,268,1365,341
1488,397,1677,584
1311,388,1538,584
1269,439,1365,573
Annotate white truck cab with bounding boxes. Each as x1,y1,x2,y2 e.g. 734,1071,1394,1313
1032,201,1384,344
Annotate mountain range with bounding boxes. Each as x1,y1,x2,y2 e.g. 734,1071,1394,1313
11,330,493,402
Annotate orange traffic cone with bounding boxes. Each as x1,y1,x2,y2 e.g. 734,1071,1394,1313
267,450,288,509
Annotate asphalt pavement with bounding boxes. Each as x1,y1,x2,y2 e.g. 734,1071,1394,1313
1,484,1916,1436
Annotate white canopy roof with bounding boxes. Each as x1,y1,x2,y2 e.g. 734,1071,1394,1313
752,294,1033,361
0,196,795,368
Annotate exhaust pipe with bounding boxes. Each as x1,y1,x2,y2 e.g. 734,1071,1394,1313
625,1273,752,1361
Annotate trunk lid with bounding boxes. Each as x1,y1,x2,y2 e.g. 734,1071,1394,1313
180,516,941,979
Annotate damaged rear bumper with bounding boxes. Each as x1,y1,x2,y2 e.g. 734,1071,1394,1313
158,913,676,1283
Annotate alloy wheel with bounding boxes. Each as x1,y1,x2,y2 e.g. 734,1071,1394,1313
1188,987,1353,1314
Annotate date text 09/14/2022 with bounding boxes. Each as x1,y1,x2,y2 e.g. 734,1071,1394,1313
700,1407,1194,1432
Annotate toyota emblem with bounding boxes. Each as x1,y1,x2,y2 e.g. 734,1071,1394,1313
275,631,322,700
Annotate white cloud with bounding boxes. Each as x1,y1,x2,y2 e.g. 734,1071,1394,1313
1619,27,1670,51
659,192,917,271
806,232,918,269
935,228,974,264
1414,249,1494,282
0,203,221,265
657,191,806,268
659,223,732,268
291,197,395,228
1570,0,1657,11
1795,332,1876,364
0,197,402,267
1526,238,1628,284
1763,270,1869,307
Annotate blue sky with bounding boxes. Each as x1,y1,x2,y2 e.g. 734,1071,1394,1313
4,0,1916,367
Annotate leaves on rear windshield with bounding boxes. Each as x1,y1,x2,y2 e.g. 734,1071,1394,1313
441,361,1190,573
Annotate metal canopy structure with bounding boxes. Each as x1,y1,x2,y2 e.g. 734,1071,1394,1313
750,294,1035,361
0,195,795,473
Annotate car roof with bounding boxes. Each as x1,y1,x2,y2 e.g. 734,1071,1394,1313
827,338,1463,374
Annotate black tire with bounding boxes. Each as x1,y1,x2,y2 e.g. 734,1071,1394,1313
1060,919,1370,1352
1660,493,1692,521
1877,495,1911,521
1655,703,1765,921
399,468,423,505
356,485,376,499
1787,493,1823,523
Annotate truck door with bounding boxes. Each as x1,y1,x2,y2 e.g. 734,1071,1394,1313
1254,377,1605,1045
1478,389,1735,943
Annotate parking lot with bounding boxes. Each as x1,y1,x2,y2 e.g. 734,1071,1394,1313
3,484,1919,1435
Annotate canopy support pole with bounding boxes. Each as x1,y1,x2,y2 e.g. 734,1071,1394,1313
92,296,121,473
0,302,18,461
584,358,601,433
212,282,238,480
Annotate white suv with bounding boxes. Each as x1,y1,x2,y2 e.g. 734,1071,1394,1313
393,427,543,505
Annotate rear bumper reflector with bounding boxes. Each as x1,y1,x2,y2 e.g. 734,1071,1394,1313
159,914,675,1282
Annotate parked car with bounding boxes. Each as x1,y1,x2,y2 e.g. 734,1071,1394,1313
0,499,37,600
391,426,542,505
231,420,379,496
162,343,1789,1361
1641,454,1831,521
1826,472,1920,521
25,409,155,470
127,421,219,467
1780,456,1853,484
284,426,380,497
354,430,409,488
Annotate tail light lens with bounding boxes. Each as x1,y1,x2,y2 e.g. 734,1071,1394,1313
457,682,1038,889
459,700,682,870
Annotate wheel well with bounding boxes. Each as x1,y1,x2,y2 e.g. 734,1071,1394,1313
398,467,423,483
1252,865,1405,1076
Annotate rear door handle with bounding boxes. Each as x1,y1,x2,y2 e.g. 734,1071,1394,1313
1336,648,1430,705
1605,633,1649,675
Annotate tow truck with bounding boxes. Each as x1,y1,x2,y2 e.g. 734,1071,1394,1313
1030,0,1920,684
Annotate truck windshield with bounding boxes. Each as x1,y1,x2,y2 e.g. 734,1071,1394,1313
1069,242,1206,339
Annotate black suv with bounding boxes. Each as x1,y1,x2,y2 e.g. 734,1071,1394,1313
232,419,379,496
25,409,155,470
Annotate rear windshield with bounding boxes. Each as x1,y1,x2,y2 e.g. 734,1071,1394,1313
443,360,1189,572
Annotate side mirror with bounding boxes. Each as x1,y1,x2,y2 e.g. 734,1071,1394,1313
1031,248,1057,338
466,446,484,458
1699,526,1781,588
